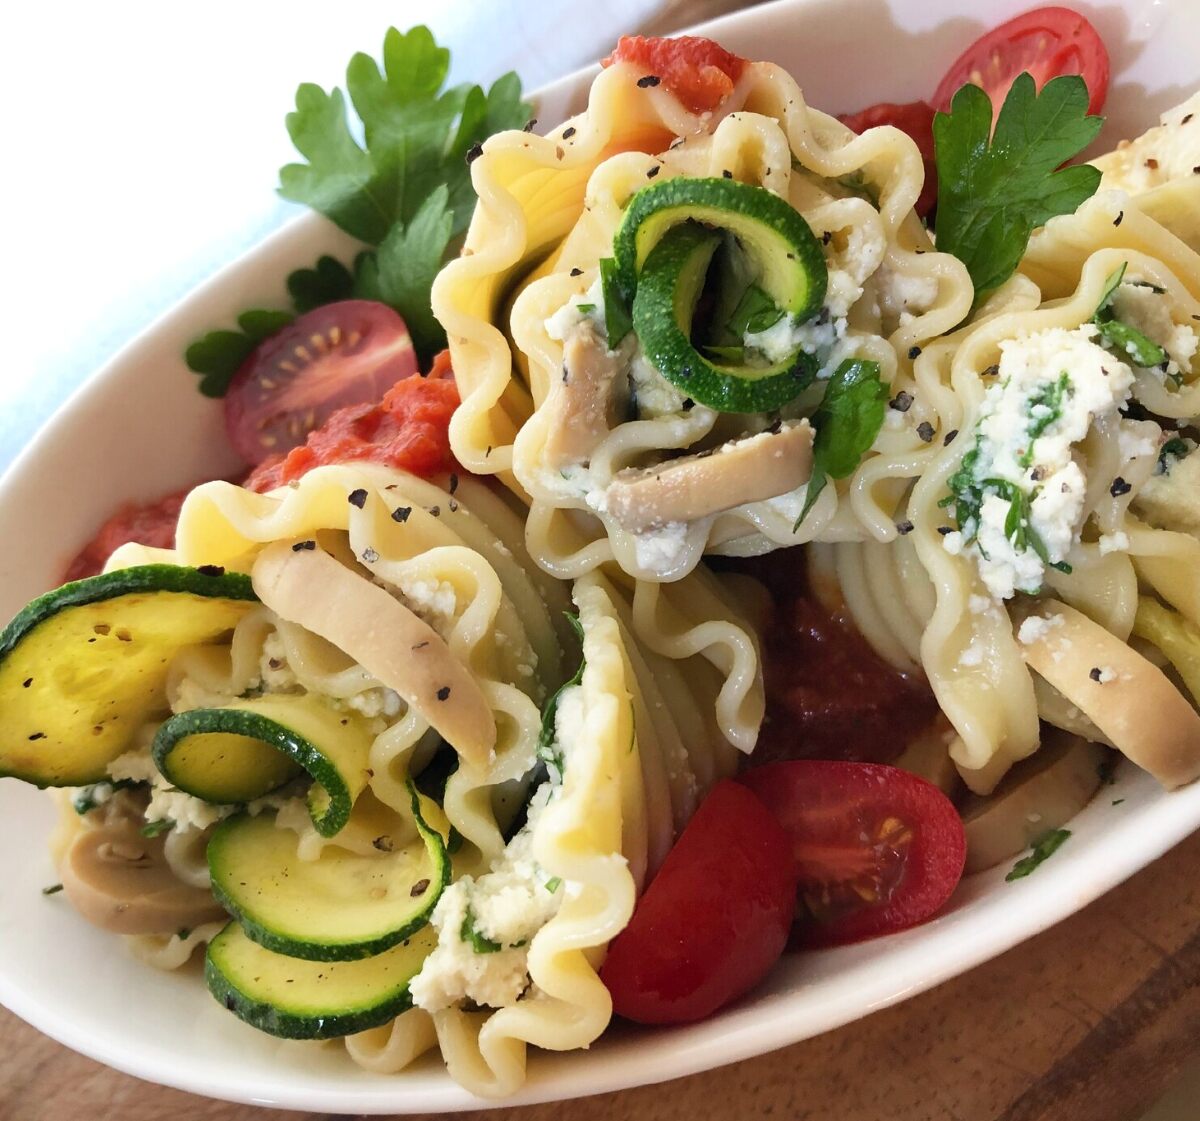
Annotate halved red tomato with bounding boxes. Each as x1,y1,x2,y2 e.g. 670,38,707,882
600,780,796,1025
931,6,1109,119
224,300,418,465
739,761,965,947
839,101,938,217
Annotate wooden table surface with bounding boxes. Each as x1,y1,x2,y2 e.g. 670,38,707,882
4,828,1198,1121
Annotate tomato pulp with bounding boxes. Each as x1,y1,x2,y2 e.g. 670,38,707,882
603,35,747,114
600,780,796,1024
932,6,1109,119
741,761,966,947
63,488,191,583
245,356,459,492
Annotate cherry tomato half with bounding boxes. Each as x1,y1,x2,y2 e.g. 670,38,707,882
600,780,796,1025
224,300,418,465
839,101,938,217
931,6,1109,119
739,761,965,947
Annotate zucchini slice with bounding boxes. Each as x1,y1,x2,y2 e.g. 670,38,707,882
206,921,436,1039
208,782,449,961
613,176,827,316
153,694,373,836
0,565,257,786
633,223,818,412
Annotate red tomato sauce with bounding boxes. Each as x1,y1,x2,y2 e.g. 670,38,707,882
63,489,191,582
729,551,940,768
244,355,459,493
603,35,748,114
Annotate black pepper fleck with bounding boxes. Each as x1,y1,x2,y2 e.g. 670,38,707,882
570,267,583,277
1185,113,1195,124
681,397,695,411
1030,466,1047,482
28,732,45,741
465,143,483,164
637,75,661,88
982,364,1000,377
197,564,225,577
448,499,459,513
1110,476,1132,497
917,421,935,443
436,686,451,701
392,507,412,523
908,345,923,360
562,126,576,139
291,540,316,551
413,641,430,650
523,118,538,132
1113,210,1124,227
361,547,379,564
722,169,733,179
647,165,660,179
943,428,958,446
821,230,832,246
410,879,431,897
428,506,441,517
449,473,459,495
1089,667,1103,682
896,520,914,536
889,390,914,413
373,836,394,853
347,488,368,509
937,526,954,536
22,678,32,688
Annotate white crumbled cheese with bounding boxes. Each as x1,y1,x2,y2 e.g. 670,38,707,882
397,577,457,632
875,262,939,322
825,267,863,319
630,350,689,417
544,276,606,342
1118,420,1161,461
744,307,852,380
1092,91,1200,195
1110,282,1198,376
1095,666,1118,684
411,784,566,1013
1098,531,1131,555
968,594,993,615
1017,614,1064,645
344,687,403,719
632,521,691,571
947,325,1135,599
958,639,986,667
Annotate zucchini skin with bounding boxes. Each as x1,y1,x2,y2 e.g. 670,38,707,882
153,704,359,836
0,564,256,662
633,224,818,412
205,922,435,1040
208,782,450,962
612,175,828,316
0,565,258,786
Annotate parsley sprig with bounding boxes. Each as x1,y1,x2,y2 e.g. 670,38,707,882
186,26,532,394
934,73,1103,300
794,359,886,529
1006,828,1071,881
1091,262,1169,369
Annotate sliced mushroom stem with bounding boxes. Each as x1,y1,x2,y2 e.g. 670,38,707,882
605,419,814,533
542,322,632,470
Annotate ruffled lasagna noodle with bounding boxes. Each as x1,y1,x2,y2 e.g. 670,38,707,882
434,53,972,584
816,191,1200,794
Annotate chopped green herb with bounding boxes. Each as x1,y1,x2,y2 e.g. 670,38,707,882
140,819,175,838
72,778,138,815
575,303,596,314
1005,828,1071,881
1091,262,1168,368
538,613,586,777
727,284,785,337
177,927,192,940
1112,798,1125,806
460,906,526,954
933,73,1103,301
794,359,886,529
42,883,64,896
1020,372,1072,466
1158,436,1191,475
599,257,633,348
544,876,563,894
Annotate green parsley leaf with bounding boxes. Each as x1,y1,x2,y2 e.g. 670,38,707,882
575,303,596,314
1158,436,1191,475
727,284,785,337
794,359,886,529
1020,371,1072,465
934,73,1103,300
184,309,295,398
538,613,586,778
544,876,563,894
599,258,633,349
1005,828,1071,881
140,819,174,838
286,254,358,313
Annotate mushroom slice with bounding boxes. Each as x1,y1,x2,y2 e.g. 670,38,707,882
60,820,226,935
1015,599,1200,789
542,322,632,469
605,420,814,533
252,542,496,769
961,728,1106,874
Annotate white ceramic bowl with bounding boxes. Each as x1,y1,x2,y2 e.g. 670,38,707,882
2,0,1199,1112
